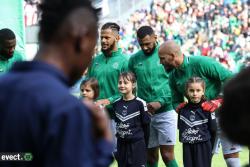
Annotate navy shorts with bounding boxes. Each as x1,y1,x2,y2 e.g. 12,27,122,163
183,141,212,167
117,139,147,167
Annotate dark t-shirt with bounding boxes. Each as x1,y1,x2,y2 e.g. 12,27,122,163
112,97,151,142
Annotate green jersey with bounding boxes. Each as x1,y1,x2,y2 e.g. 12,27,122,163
129,46,173,114
87,48,128,103
0,51,24,73
169,55,233,109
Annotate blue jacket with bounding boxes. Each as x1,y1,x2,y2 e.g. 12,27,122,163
0,61,113,167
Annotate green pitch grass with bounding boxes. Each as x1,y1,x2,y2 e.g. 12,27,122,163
110,140,249,167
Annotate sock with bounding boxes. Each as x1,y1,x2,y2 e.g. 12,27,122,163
165,159,178,167
146,162,158,167
225,158,241,167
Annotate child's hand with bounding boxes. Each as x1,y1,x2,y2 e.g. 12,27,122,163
83,99,113,142
147,102,161,115
201,98,223,112
176,102,187,113
95,99,110,107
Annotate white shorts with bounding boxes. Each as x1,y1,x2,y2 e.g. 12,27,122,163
212,118,241,155
213,136,241,155
148,110,177,148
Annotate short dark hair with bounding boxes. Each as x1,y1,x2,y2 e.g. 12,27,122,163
101,22,120,33
220,67,250,146
136,26,154,39
80,77,99,100
38,0,99,43
0,28,15,43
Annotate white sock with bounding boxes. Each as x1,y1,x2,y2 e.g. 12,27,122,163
225,158,241,167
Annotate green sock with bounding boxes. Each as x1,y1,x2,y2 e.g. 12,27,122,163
146,162,158,167
165,159,178,167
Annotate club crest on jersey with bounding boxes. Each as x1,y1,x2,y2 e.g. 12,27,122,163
137,62,143,66
112,62,119,69
189,114,195,122
122,110,127,116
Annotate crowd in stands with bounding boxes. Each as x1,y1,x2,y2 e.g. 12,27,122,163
24,0,41,26
23,0,250,72
120,0,250,72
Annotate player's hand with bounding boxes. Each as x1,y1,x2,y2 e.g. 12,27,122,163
83,99,112,142
95,99,110,107
176,102,187,113
147,102,161,115
201,98,223,112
